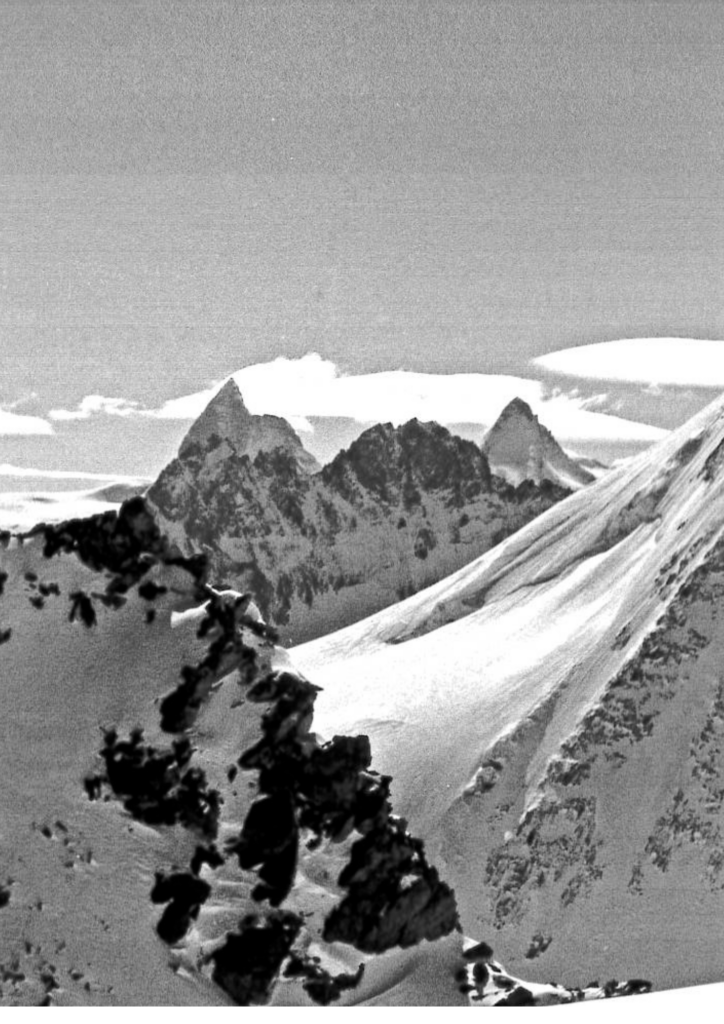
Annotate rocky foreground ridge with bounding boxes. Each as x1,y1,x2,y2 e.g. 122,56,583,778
0,499,648,1005
146,381,574,644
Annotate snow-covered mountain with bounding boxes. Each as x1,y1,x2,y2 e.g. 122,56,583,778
0,501,645,1006
146,387,573,645
483,397,595,490
294,389,724,993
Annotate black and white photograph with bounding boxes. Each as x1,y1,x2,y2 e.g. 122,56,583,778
2,0,724,1013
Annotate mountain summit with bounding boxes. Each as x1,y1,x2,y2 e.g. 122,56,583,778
482,398,594,490
178,378,321,475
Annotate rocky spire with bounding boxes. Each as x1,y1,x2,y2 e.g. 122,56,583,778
482,398,594,489
178,378,320,474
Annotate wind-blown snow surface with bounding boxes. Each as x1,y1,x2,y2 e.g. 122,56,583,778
294,390,724,993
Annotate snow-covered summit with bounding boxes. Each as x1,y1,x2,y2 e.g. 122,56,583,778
294,388,724,993
483,397,595,490
179,378,321,475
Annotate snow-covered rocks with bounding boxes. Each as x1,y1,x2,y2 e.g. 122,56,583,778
0,502,459,1005
0,498,649,1006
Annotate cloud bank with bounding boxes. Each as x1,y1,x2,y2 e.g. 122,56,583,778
0,409,54,436
47,353,667,446
533,338,724,388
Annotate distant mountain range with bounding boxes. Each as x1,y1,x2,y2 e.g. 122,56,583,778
146,382,582,644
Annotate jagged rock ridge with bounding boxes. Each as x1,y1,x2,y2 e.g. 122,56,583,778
147,404,573,645
483,397,595,490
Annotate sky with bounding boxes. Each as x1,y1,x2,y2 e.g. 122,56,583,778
3,0,724,486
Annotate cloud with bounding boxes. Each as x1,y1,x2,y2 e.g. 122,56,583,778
0,409,54,436
48,395,142,421
0,464,150,483
151,353,666,445
6,392,40,410
533,338,724,388
47,353,667,446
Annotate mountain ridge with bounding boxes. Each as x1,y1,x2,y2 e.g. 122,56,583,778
147,406,574,645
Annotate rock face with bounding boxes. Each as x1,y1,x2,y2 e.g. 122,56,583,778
483,397,595,490
147,404,571,645
294,390,724,994
179,378,321,476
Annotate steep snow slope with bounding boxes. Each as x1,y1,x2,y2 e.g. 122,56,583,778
294,390,724,993
0,502,643,1007
148,411,570,646
483,398,595,490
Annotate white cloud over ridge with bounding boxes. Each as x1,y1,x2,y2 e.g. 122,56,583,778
534,338,724,388
154,353,666,445
47,353,668,445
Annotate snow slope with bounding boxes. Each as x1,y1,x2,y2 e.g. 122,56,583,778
0,504,459,1005
294,389,724,993
483,397,595,490
0,501,644,1007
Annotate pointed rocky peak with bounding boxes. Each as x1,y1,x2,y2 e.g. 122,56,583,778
483,398,594,490
178,378,251,457
177,378,320,474
495,397,538,424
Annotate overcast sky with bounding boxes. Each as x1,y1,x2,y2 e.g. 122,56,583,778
3,0,724,480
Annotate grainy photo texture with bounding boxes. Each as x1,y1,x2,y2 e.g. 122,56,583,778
1,0,724,1011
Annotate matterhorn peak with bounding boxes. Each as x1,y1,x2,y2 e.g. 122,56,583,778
178,377,320,474
483,397,594,490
